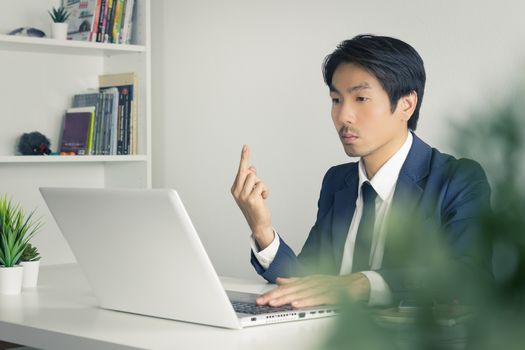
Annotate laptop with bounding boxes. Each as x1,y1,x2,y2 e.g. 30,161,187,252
40,187,337,329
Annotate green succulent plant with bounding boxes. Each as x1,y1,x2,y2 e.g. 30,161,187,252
48,6,70,23
0,196,42,267
21,243,40,262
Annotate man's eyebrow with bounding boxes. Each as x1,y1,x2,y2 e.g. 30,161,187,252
329,82,371,94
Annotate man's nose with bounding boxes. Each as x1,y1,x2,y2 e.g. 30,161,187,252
335,102,356,124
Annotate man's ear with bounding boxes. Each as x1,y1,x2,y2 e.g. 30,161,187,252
398,91,418,123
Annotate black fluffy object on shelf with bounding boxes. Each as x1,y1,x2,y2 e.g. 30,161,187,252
18,131,52,155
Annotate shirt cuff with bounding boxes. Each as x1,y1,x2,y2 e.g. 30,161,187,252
249,230,280,270
360,270,393,306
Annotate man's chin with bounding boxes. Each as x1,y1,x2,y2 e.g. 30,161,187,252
343,145,363,158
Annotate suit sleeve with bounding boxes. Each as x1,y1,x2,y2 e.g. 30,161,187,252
251,166,338,283
376,159,493,303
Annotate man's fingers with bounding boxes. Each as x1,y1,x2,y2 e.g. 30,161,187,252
256,278,310,305
276,277,299,285
256,276,340,307
273,285,329,307
291,291,333,308
267,282,326,307
238,145,250,173
232,146,257,197
241,173,260,198
252,181,269,198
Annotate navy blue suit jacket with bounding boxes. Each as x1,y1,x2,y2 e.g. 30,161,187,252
251,133,492,302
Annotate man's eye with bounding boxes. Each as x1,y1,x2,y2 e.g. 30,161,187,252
356,97,368,102
331,98,340,104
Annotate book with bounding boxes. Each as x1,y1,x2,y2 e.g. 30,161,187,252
112,0,125,43
117,0,128,44
97,0,109,42
60,107,95,155
99,73,137,154
104,0,115,43
72,91,102,154
120,0,135,44
89,0,102,41
65,0,99,41
99,88,119,154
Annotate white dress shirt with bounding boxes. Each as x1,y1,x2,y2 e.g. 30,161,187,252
251,132,413,306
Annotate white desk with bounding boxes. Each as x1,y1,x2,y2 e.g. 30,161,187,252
0,264,334,350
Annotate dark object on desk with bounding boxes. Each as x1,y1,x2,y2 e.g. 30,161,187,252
7,27,46,38
18,132,52,155
0,340,22,349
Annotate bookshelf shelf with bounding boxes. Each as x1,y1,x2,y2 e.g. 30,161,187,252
0,34,146,56
0,155,147,164
0,0,152,266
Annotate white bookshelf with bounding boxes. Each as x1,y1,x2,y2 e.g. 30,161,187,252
0,155,148,163
0,34,146,55
0,0,152,265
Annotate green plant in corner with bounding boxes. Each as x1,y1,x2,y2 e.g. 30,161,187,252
0,196,42,267
21,243,41,262
48,6,70,23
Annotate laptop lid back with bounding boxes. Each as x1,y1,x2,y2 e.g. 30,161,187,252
40,187,241,329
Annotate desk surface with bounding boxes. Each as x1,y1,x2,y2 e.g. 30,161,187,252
0,264,333,350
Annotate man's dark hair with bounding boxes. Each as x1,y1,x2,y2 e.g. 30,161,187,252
323,34,426,130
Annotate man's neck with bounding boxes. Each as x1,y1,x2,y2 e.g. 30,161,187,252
362,130,409,179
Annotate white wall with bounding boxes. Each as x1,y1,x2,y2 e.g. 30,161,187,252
151,0,525,279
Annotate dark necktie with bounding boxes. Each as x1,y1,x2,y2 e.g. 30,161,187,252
352,182,378,272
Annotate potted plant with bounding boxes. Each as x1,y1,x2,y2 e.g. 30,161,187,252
0,196,42,295
20,243,41,288
48,5,70,40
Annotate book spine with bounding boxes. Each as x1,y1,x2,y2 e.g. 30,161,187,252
118,0,127,44
90,94,98,155
110,90,119,155
90,0,102,42
97,0,108,42
118,103,124,154
94,93,103,154
105,92,115,155
117,89,125,154
123,87,130,155
112,0,124,44
105,0,115,43
99,88,122,155
87,110,95,154
97,93,105,155
123,0,135,44
102,94,109,155
131,90,137,154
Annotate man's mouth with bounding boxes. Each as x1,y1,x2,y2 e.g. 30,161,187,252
341,132,359,145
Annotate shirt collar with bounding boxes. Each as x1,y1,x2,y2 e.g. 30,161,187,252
358,132,413,201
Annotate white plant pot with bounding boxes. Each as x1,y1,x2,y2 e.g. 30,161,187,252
0,265,24,295
51,22,68,40
21,260,40,288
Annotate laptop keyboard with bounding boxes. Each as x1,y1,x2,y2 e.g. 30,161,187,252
231,301,294,315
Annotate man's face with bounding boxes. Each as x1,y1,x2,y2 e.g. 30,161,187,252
330,63,409,166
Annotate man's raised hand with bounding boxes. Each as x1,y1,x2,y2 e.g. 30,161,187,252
231,145,274,249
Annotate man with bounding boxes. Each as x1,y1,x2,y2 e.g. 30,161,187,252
231,34,491,308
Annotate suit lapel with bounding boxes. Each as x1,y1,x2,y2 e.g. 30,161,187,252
383,133,432,264
332,165,359,270
391,171,424,219
391,133,432,212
